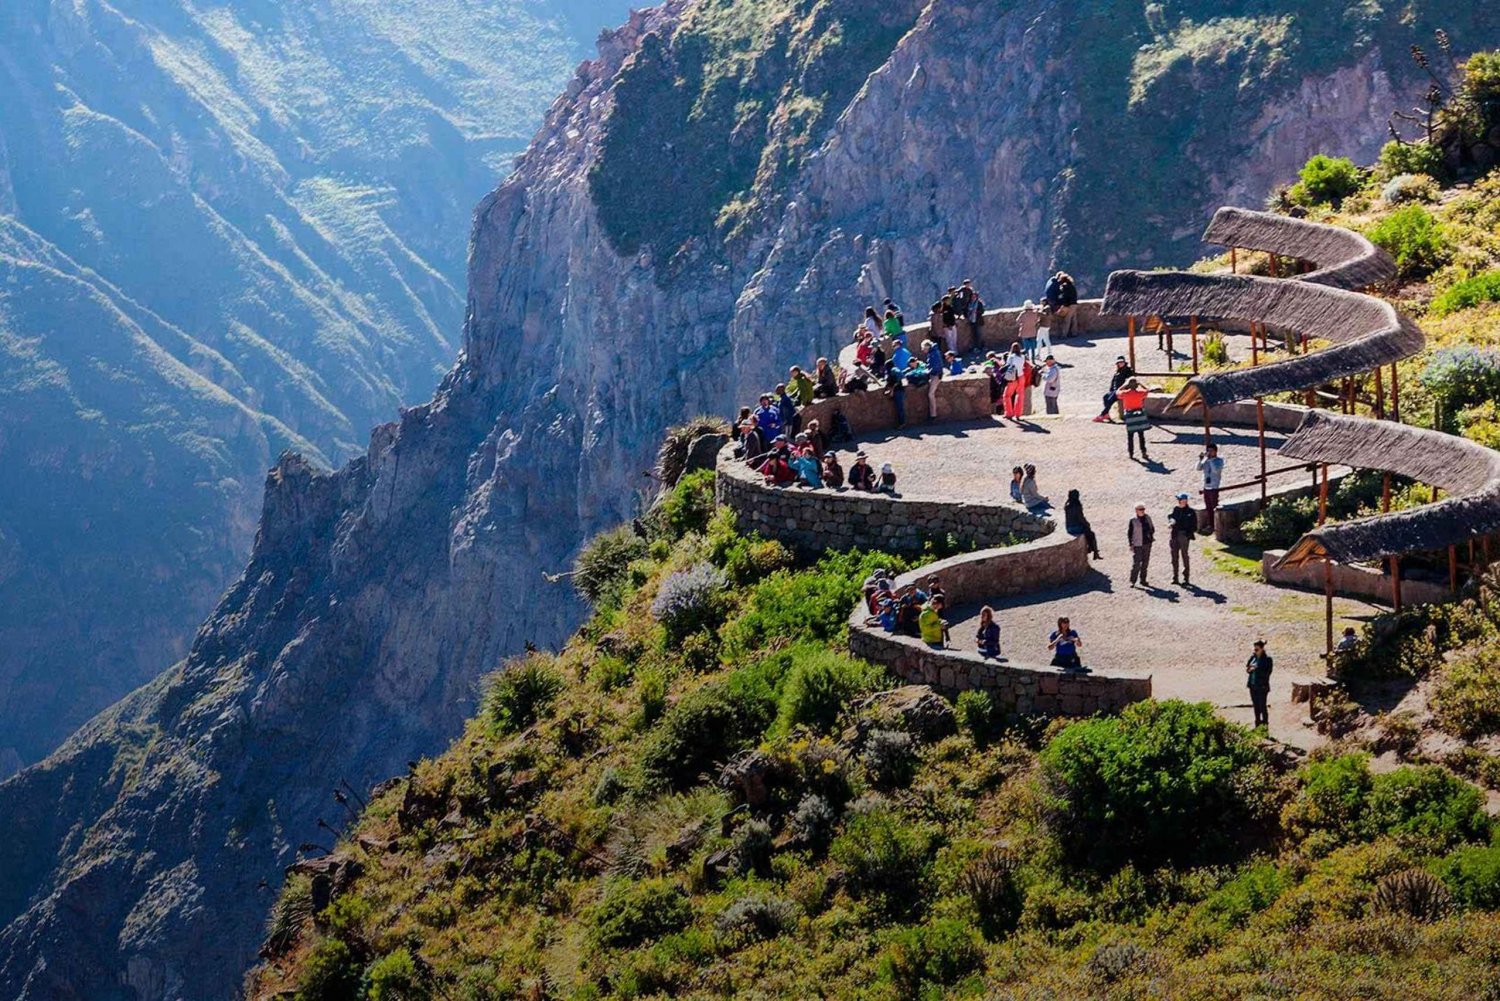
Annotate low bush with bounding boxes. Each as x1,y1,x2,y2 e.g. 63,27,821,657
1285,753,1490,852
1367,204,1451,281
829,807,934,919
1381,173,1440,205
1370,868,1452,921
1241,494,1318,549
788,793,838,849
480,655,565,735
1194,861,1285,931
1085,942,1151,985
1039,700,1273,869
1288,154,1363,206
714,893,798,947
769,647,887,737
955,690,1000,747
862,728,916,790
706,509,793,585
720,549,903,661
658,469,716,539
960,847,1025,938
651,562,729,642
294,938,363,1001
1432,843,1500,910
364,948,428,1001
1458,400,1500,450
1420,346,1500,432
1376,139,1445,181
573,527,648,607
1433,646,1500,739
591,878,695,949
878,918,983,997
639,669,777,790
1201,332,1230,367
1431,269,1500,317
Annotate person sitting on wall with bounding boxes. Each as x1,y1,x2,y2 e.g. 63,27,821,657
758,438,796,484
1009,465,1025,504
854,332,874,368
821,450,844,489
1048,616,1084,671
1020,463,1049,510
849,451,877,492
789,365,816,406
813,357,839,398
738,416,765,467
879,462,898,494
776,383,799,435
731,406,751,441
883,307,904,346
896,591,923,637
891,339,913,372
789,440,823,488
1063,489,1102,559
862,305,882,339
985,353,1005,412
944,351,964,376
1093,356,1135,422
976,605,1001,659
883,297,905,326
919,599,947,647
803,418,828,457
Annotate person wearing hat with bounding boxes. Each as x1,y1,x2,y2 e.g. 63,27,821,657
1094,356,1136,422
739,415,766,467
1041,354,1062,414
1127,502,1156,587
1246,640,1274,729
1197,443,1224,532
1118,379,1152,460
1167,492,1198,585
1018,299,1041,361
849,451,876,492
821,450,844,489
879,462,898,493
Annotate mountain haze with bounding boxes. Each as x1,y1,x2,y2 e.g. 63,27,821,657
0,0,634,773
3,1,1498,998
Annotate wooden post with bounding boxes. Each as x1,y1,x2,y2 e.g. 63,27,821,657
1251,321,1259,366
1270,253,1281,279
1382,474,1400,611
1257,398,1268,510
1374,366,1385,420
1390,362,1401,423
1128,315,1137,372
1190,315,1199,374
1325,559,1335,661
1231,248,1237,274
1318,463,1329,525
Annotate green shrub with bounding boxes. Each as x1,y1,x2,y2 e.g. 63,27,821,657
659,469,717,539
1432,843,1500,910
1195,861,1285,930
1376,139,1445,181
639,669,777,789
295,938,363,1001
1201,331,1230,368
769,647,887,737
706,509,793,585
481,655,565,734
960,847,1024,938
634,665,669,729
591,878,695,949
1285,753,1490,851
720,549,905,661
829,808,934,919
365,948,428,1001
955,690,999,747
573,527,649,607
862,728,916,790
1420,346,1500,433
1433,646,1500,739
1381,173,1440,205
1367,204,1451,281
714,893,799,947
1039,700,1273,869
650,562,729,642
1288,154,1362,206
1241,494,1318,549
878,918,983,997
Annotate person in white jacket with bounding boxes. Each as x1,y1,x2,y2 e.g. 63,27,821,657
1041,355,1062,414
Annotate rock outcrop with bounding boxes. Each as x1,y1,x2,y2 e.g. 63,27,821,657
3,1,1496,997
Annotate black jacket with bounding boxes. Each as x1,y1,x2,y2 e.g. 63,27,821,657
1167,505,1197,538
1246,653,1274,690
1127,515,1155,547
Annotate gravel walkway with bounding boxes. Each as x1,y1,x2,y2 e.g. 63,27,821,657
843,327,1376,747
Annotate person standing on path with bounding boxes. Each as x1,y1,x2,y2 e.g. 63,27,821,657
1118,379,1152,461
1167,492,1197,585
1127,503,1155,587
924,338,945,421
1048,616,1083,670
1198,444,1224,533
1041,355,1062,414
1002,342,1026,419
1018,300,1041,361
1246,640,1274,729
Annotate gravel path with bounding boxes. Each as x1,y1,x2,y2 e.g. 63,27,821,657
843,327,1376,747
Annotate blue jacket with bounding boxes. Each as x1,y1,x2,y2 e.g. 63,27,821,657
925,344,944,373
753,404,782,438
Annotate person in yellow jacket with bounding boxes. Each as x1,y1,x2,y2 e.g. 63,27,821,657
919,600,948,647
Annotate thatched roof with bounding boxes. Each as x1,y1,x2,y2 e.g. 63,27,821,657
1203,207,1396,291
1276,411,1500,567
1101,270,1425,409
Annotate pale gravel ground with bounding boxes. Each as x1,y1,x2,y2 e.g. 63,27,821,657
841,327,1378,748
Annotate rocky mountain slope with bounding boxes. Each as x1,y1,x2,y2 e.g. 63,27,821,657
0,0,633,773
3,1,1498,997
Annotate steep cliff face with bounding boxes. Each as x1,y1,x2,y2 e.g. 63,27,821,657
3,1,1496,997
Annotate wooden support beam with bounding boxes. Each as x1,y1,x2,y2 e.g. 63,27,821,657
1230,247,1237,274
1250,321,1259,366
1374,366,1385,420
1257,398,1268,510
1390,362,1401,423
1190,316,1199,374
1325,559,1335,661
1128,315,1137,372
1318,463,1329,526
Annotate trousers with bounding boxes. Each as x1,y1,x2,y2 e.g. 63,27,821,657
1130,544,1152,584
1170,532,1192,580
1250,686,1270,727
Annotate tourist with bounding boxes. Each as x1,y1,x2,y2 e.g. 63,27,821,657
1246,640,1274,729
954,280,976,325
813,357,839,398
759,440,796,484
1002,341,1026,419
863,306,882,339
941,296,959,354
855,332,874,366
1020,463,1049,510
1009,466,1025,504
1044,271,1079,338
1048,616,1083,671
924,338,944,420
739,417,766,467
884,361,907,428
882,307,904,345
789,365,816,406
1041,355,1062,414
896,590,924,637
1167,492,1197,585
884,297,905,326
731,406,752,440
1118,379,1152,461
879,462,898,493
976,606,1001,659
754,393,783,439
777,383,800,435
1336,626,1358,653
891,337,913,372
985,354,1005,412
804,418,828,457
945,351,963,376
849,451,876,491
1127,502,1156,587
1021,353,1037,416
822,451,844,489
1198,443,1224,532
1094,356,1136,422
1063,489,1101,559
790,444,823,488
1018,300,1041,361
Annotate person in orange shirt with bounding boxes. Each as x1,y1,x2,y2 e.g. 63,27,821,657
1117,378,1152,461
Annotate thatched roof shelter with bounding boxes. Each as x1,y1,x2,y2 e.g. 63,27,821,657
1102,270,1424,409
1202,207,1396,291
1276,411,1500,567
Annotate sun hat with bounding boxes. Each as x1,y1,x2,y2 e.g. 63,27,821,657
1176,492,1190,500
